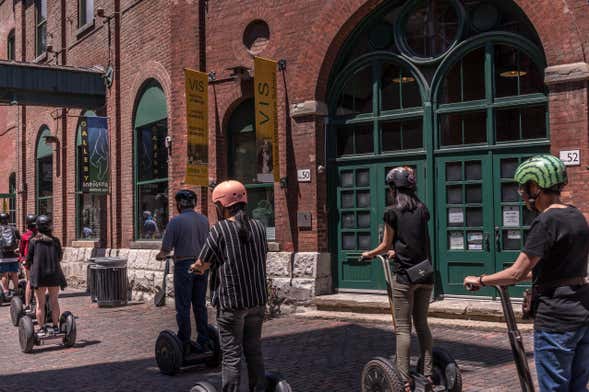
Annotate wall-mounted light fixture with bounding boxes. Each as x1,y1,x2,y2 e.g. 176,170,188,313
392,76,416,84
226,65,252,81
43,135,59,145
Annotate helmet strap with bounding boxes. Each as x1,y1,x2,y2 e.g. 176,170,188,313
526,183,542,212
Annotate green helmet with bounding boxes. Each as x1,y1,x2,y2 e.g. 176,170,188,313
513,154,568,190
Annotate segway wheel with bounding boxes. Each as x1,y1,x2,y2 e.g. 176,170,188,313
417,348,463,392
361,357,405,392
10,296,24,327
204,324,222,368
60,311,77,348
18,316,35,353
190,381,217,392
155,330,183,375
266,371,293,392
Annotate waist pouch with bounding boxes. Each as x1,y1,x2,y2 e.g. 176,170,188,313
405,259,434,284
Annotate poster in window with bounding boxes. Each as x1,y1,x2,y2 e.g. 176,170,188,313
254,57,279,183
184,68,209,186
80,116,109,193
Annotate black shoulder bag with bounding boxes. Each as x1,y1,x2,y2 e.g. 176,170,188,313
405,208,434,284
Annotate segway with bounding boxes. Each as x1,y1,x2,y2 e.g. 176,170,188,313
18,310,76,353
361,255,462,392
155,324,222,375
10,293,52,327
190,371,292,392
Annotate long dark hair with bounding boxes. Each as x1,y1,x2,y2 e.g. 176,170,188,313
216,202,252,242
390,186,429,216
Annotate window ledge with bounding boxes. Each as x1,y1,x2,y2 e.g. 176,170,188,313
34,52,47,63
75,20,95,38
130,241,162,250
71,240,100,248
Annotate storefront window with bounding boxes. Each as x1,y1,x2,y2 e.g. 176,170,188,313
36,127,53,218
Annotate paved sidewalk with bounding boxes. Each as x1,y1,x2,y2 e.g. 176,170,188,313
0,290,544,391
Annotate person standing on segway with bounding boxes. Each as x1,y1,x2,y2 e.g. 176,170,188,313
361,166,434,392
0,212,20,300
19,214,37,311
26,215,67,335
191,180,268,392
464,154,589,392
156,189,210,355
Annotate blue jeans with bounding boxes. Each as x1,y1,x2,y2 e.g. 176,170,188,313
173,259,209,346
534,326,589,392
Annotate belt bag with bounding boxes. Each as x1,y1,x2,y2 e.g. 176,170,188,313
405,259,434,284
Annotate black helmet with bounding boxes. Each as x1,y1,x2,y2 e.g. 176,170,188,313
0,212,9,225
35,215,52,233
26,214,37,229
175,189,197,210
386,166,416,190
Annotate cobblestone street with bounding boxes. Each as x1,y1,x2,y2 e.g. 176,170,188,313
0,290,546,391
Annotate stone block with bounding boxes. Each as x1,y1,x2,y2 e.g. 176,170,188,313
266,252,291,277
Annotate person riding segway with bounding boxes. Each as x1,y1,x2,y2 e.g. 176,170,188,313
464,154,589,392
0,212,21,303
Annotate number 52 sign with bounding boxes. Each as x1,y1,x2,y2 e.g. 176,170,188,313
559,150,581,166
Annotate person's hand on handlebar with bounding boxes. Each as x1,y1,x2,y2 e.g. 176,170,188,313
155,250,169,261
189,259,210,275
360,251,373,261
463,275,483,291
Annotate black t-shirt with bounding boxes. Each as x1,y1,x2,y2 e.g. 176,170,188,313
522,205,589,332
383,205,433,284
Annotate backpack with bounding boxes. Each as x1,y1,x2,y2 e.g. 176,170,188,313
0,225,17,250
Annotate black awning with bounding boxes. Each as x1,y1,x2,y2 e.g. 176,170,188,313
0,60,106,108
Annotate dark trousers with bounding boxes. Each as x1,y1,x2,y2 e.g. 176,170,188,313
217,306,266,392
173,259,209,345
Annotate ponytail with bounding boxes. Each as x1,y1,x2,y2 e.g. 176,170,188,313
229,203,252,242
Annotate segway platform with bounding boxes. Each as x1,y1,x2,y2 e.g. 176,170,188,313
18,311,76,353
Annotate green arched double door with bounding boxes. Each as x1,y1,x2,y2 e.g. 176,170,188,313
328,0,549,297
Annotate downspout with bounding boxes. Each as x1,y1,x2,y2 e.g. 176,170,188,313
114,0,122,248
61,0,68,244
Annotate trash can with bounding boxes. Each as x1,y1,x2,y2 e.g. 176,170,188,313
86,257,98,303
91,257,128,307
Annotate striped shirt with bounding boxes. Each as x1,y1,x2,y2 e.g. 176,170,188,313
198,218,268,311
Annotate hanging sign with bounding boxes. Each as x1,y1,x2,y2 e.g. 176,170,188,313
503,206,520,227
184,68,209,186
254,57,279,183
80,116,109,193
449,232,464,250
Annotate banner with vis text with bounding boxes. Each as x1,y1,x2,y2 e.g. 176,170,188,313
80,116,109,193
184,68,209,186
254,57,279,183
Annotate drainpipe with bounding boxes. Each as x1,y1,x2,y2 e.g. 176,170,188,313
114,0,122,248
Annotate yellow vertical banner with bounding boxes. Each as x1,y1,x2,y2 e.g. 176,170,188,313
184,69,209,186
254,57,279,183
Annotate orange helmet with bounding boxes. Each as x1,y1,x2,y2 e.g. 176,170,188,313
212,180,248,207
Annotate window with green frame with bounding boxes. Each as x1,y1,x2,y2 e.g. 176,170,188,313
134,82,168,240
35,0,47,58
227,99,275,240
36,127,53,217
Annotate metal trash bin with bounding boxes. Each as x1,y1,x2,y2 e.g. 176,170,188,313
86,257,98,303
91,257,128,307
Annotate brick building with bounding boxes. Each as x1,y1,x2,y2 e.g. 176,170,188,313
1,0,588,301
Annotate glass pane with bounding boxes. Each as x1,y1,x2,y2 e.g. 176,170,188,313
358,233,371,249
496,108,519,142
405,0,459,58
402,72,422,108
37,22,47,55
357,212,370,228
439,113,462,146
341,191,354,208
448,207,464,226
501,183,519,202
381,64,401,111
38,156,53,197
382,119,423,151
78,194,106,240
519,55,545,95
521,106,547,139
248,187,275,240
357,191,370,208
448,231,464,250
466,207,483,227
523,208,536,226
447,185,462,204
462,48,486,101
341,171,354,187
467,231,484,250
137,181,168,240
356,169,370,187
342,212,355,228
440,61,460,104
403,118,423,149
137,120,168,182
336,66,373,115
502,230,521,250
382,121,401,151
500,158,519,178
37,198,53,218
495,45,519,97
465,161,482,180
463,111,486,144
355,124,374,154
466,184,482,203
446,162,462,181
342,233,356,250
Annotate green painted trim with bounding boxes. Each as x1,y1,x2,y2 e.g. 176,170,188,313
134,83,167,129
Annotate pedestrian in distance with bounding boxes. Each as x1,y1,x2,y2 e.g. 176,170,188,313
361,166,434,392
0,212,20,300
191,180,269,392
464,154,589,392
19,214,37,310
156,189,211,355
26,215,67,336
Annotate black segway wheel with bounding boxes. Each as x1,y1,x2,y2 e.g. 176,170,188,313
361,357,405,392
266,371,292,392
204,324,222,368
417,348,463,392
60,311,77,348
155,330,184,375
190,381,217,392
18,316,35,353
10,296,24,327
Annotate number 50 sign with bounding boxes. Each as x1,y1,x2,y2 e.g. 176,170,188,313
559,150,581,166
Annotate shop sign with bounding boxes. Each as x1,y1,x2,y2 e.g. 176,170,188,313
184,68,209,186
254,56,279,183
80,116,109,193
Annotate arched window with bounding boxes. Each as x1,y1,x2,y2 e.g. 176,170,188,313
76,111,107,241
133,81,168,240
7,29,15,61
227,99,275,239
36,126,53,217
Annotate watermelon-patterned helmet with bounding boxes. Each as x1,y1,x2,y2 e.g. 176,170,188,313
513,155,568,190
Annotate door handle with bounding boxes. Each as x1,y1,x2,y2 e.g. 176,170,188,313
495,226,501,252
483,232,490,252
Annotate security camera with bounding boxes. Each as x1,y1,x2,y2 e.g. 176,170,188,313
96,7,105,18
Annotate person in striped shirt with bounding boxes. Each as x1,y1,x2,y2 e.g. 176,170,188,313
191,180,268,392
